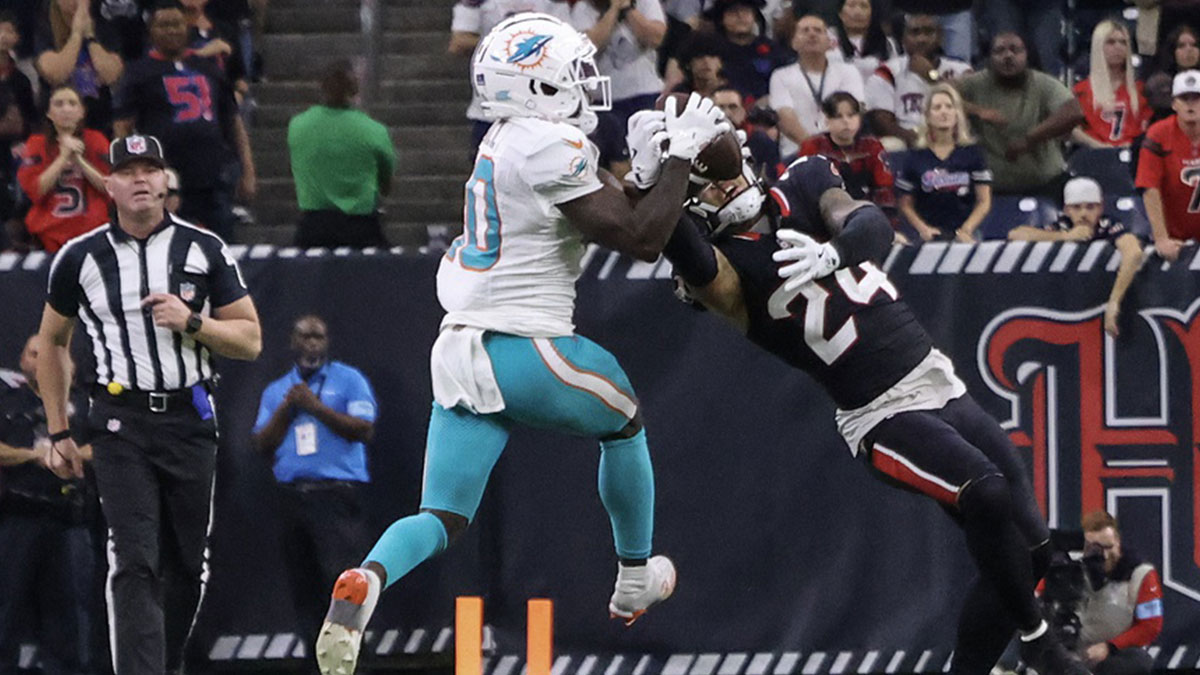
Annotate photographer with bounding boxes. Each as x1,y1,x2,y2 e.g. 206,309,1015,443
1075,511,1163,675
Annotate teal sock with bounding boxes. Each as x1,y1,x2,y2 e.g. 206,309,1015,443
598,429,654,559
364,512,449,590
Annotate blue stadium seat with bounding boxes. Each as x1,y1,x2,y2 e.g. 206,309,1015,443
1109,194,1152,238
979,195,1058,239
1068,147,1135,198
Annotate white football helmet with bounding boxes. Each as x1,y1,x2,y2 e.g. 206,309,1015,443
472,12,612,134
687,159,768,236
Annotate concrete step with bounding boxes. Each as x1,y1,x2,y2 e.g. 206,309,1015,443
238,223,296,246
254,81,320,106
380,53,463,79
382,78,471,104
395,147,472,175
262,33,367,57
383,6,452,32
394,197,460,223
391,124,471,151
382,30,448,54
266,7,360,34
261,51,461,82
394,176,465,203
257,178,297,203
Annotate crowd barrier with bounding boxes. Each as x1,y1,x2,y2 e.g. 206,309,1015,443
1,239,1198,672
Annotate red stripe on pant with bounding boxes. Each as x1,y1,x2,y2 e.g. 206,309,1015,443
871,445,960,506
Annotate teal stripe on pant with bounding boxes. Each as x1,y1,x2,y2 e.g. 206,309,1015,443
364,331,656,589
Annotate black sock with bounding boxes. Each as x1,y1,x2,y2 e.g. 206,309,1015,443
619,557,647,567
951,577,1020,675
958,475,1042,631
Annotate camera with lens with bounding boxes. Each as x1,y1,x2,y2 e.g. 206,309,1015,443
1039,534,1109,652
1041,550,1086,651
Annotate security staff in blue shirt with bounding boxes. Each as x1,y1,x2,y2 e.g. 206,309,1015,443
252,314,377,659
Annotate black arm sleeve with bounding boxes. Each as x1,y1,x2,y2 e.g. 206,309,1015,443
831,204,893,267
662,214,718,287
46,244,84,317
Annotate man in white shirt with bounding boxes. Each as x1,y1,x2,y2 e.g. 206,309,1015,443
769,13,864,158
865,13,971,148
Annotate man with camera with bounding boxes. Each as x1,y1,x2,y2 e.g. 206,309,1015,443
1073,511,1163,675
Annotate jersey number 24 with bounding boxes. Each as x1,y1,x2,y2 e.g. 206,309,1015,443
767,262,899,365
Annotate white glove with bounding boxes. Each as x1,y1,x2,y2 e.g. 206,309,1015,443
772,229,841,291
625,110,669,189
736,129,751,161
663,92,732,161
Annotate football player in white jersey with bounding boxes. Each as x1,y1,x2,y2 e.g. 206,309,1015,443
315,12,729,675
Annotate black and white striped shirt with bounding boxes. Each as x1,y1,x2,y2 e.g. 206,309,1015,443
45,213,249,390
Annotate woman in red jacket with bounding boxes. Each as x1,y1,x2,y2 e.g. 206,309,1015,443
18,84,109,251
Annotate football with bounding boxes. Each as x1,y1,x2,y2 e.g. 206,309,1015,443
654,92,743,181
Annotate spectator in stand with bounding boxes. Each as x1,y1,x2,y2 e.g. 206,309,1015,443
1072,20,1150,149
702,0,791,106
94,0,151,63
896,83,991,242
448,0,567,159
865,13,971,150
207,0,264,79
34,0,124,134
671,32,729,98
826,0,895,83
288,60,394,248
799,91,895,219
114,0,255,242
1145,25,1200,124
1136,70,1200,262
182,0,249,104
568,0,667,177
1008,178,1143,337
0,0,39,60
0,12,37,229
887,0,974,64
659,0,705,78
981,0,1066,76
957,32,1083,199
17,85,109,252
714,85,781,179
769,13,863,158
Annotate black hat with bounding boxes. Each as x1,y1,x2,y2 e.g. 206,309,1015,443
703,0,766,23
109,135,168,170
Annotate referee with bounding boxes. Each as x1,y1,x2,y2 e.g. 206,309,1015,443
35,134,262,675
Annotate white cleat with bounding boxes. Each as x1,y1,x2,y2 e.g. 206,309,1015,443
316,568,381,675
608,555,676,626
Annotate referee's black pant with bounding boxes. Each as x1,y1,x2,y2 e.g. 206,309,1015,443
87,394,217,675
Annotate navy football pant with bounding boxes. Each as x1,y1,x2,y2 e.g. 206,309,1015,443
862,394,1051,675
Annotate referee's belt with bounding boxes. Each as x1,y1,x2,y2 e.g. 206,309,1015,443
94,384,205,413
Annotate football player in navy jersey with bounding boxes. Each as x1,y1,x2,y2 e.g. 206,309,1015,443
624,110,1090,675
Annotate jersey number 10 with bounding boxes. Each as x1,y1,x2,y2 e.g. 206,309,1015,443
447,155,502,270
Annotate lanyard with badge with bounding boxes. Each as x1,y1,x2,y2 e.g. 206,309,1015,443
294,374,324,456
801,65,827,109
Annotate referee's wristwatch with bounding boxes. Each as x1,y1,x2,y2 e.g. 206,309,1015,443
185,312,203,335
